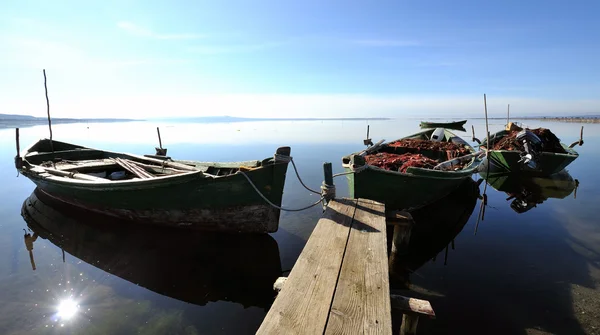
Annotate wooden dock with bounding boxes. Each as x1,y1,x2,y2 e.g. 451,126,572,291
257,198,390,334
257,198,435,335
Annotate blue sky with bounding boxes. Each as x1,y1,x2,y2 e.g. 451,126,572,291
1,0,599,118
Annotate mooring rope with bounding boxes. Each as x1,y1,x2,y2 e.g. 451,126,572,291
274,154,321,195
240,155,370,212
238,171,324,212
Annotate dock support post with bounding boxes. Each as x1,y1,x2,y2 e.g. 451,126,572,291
387,211,414,288
322,162,335,204
399,314,419,335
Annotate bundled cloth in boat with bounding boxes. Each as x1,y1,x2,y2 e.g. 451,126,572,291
493,128,566,154
366,139,472,173
388,139,472,159
366,152,470,172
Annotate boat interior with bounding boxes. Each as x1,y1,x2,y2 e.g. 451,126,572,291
23,139,265,181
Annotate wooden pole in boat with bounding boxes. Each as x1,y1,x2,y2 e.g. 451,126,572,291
155,127,167,156
15,128,23,170
43,69,54,153
157,127,163,149
475,94,491,235
484,94,490,152
506,104,510,126
15,128,20,156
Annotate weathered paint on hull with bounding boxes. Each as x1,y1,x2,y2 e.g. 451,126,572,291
23,162,288,233
40,189,279,233
345,167,469,211
486,150,577,176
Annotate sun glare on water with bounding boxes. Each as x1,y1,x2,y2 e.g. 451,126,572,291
56,298,79,320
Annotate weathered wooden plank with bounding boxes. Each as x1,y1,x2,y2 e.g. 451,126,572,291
256,199,357,335
390,294,435,317
325,199,392,335
385,210,414,225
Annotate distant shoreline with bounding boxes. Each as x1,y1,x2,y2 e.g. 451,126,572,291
0,115,391,129
473,117,600,124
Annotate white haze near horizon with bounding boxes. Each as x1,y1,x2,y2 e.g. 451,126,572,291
2,94,600,120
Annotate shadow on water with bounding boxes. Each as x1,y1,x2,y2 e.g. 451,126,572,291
388,177,480,290
21,187,282,310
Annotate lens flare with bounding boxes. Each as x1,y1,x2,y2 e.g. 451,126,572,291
56,299,78,320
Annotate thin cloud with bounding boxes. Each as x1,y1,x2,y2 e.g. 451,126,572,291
187,42,283,55
351,39,422,47
117,21,204,40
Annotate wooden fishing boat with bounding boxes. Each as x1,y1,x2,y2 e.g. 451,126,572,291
420,120,467,131
21,188,282,308
342,128,482,211
479,123,582,176
479,159,577,213
16,138,290,233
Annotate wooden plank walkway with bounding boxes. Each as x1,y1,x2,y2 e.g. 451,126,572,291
257,198,392,335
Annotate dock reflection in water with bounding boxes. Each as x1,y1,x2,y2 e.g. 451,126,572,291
21,188,282,310
389,178,480,288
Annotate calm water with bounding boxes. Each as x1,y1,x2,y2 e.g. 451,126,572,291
0,119,599,334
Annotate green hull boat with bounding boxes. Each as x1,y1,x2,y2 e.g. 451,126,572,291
420,120,467,131
16,139,290,233
481,128,580,176
21,188,282,308
479,159,577,213
342,128,482,211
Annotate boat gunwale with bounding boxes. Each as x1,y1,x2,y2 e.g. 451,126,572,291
341,161,479,179
20,138,287,187
341,128,479,178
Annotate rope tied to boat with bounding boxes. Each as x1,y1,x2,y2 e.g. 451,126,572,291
320,182,336,202
238,171,324,212
332,164,368,177
240,156,366,212
239,155,327,212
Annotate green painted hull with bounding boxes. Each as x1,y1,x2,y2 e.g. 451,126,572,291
480,129,579,176
18,139,290,233
343,128,481,211
486,149,578,176
344,166,473,211
22,188,282,308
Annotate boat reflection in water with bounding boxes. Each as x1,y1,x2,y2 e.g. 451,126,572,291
21,188,282,309
389,178,480,287
479,159,578,213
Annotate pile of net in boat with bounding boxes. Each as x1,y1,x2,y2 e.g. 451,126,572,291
364,152,468,172
387,139,472,160
492,128,567,153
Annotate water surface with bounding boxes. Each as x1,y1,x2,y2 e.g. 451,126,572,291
0,119,598,334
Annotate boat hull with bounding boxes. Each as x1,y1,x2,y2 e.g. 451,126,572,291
21,159,288,233
485,149,578,176
345,166,472,211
